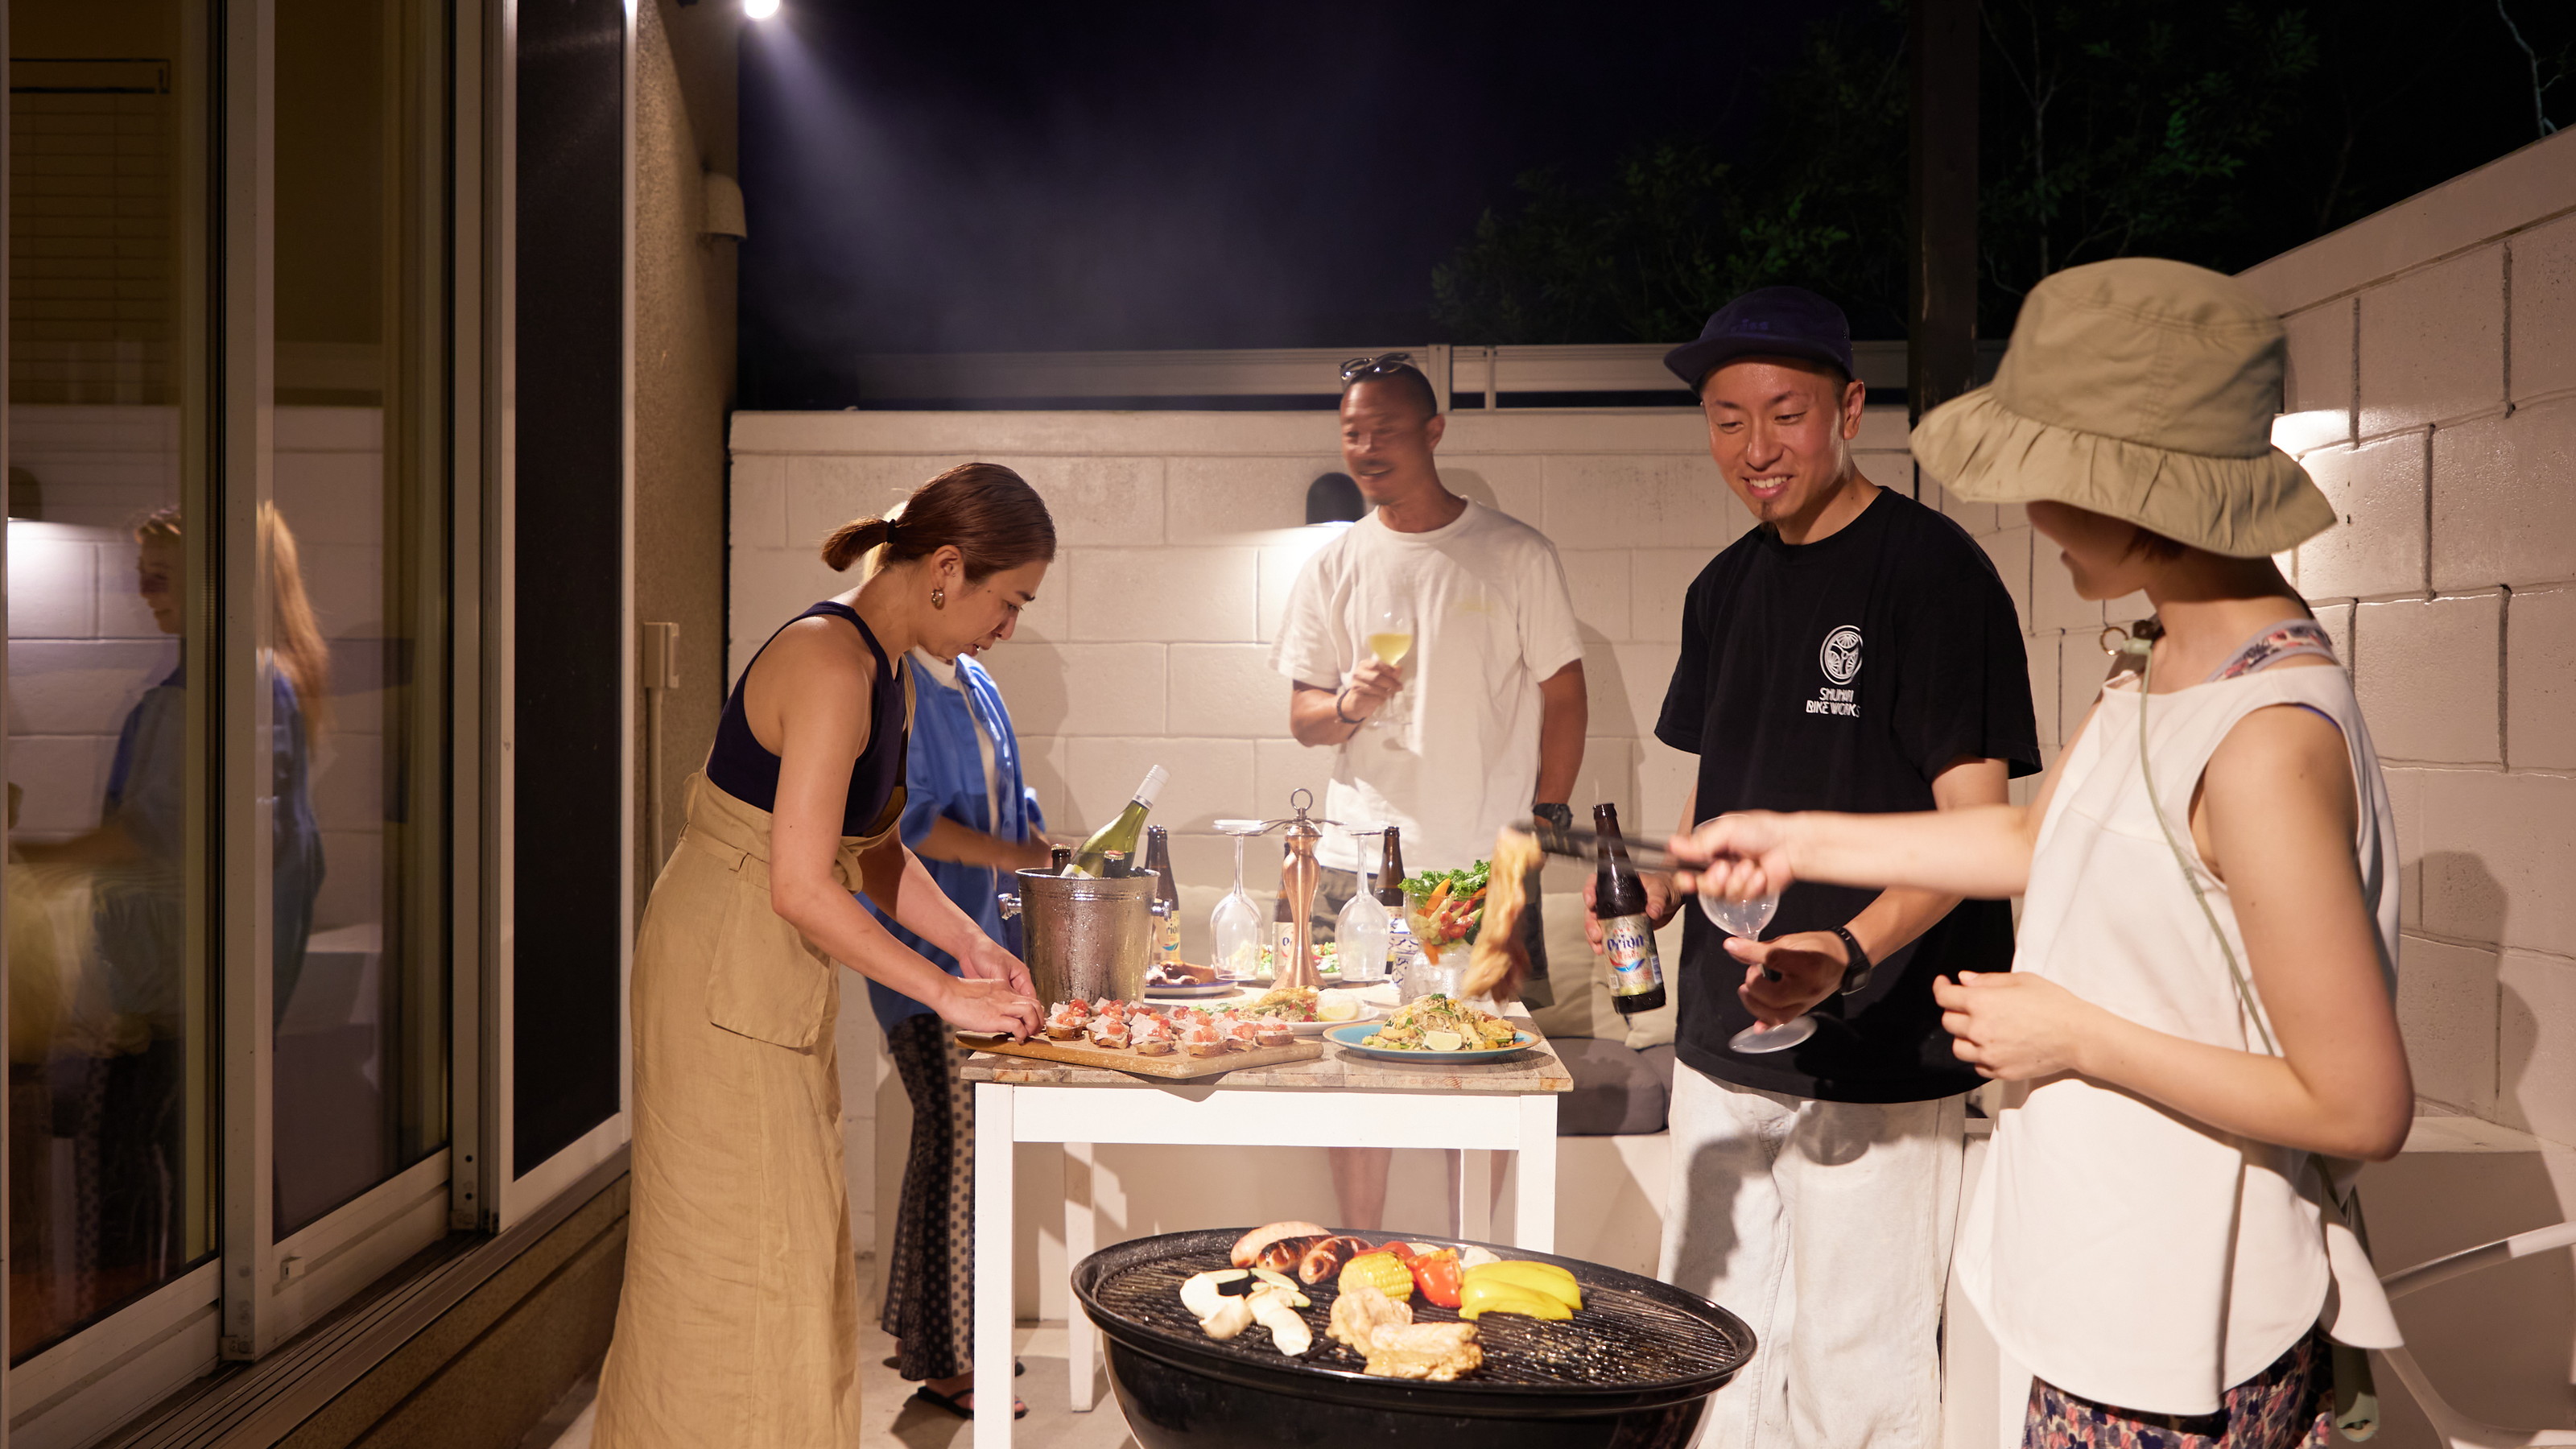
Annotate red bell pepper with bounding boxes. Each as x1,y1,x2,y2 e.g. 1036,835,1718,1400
1408,1249,1463,1309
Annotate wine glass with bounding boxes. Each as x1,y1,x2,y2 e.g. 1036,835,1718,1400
1334,832,1391,983
1701,887,1815,1054
1365,604,1414,730
1210,828,1263,981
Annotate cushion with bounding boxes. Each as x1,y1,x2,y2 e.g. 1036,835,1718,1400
1553,1036,1673,1137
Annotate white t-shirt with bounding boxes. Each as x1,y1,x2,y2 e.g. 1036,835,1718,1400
1270,500,1584,874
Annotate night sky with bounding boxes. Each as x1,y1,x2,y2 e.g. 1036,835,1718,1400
738,0,1843,402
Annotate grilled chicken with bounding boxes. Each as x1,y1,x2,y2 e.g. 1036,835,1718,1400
1362,1322,1483,1381
1326,1284,1411,1352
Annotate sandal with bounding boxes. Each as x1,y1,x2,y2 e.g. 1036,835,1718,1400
908,1385,1028,1421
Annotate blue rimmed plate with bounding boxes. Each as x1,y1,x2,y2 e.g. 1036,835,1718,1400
1323,1022,1537,1063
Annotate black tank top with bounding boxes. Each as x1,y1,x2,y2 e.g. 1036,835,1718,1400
706,601,908,836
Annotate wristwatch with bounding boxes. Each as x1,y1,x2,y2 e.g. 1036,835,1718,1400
1829,925,1874,995
1532,803,1574,831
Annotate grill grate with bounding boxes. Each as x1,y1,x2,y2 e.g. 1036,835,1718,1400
1090,1245,1749,1392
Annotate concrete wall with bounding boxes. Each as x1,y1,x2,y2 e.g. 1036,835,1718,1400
629,0,737,908
727,404,1914,938
2231,128,2576,1149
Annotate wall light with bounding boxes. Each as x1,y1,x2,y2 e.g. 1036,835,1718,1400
1305,473,1364,526
744,0,780,17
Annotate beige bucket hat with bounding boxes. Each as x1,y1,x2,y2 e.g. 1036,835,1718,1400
1910,257,2334,559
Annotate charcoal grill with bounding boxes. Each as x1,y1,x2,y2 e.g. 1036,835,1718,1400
1074,1227,1753,1449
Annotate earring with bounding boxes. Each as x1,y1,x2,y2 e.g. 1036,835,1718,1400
931,588,946,609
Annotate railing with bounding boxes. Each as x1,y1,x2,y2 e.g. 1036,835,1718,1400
845,340,1962,410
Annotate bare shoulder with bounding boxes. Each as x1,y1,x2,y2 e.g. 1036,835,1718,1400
748,613,879,716
2205,698,2358,833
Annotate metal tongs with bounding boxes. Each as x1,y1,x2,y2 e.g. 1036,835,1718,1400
1516,817,1690,875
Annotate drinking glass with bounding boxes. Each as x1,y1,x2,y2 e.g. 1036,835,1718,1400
1700,887,1816,1053
1365,604,1414,730
1210,828,1264,980
1334,837,1391,983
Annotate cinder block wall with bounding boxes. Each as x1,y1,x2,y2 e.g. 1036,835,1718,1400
727,404,1913,944
2235,129,2576,1147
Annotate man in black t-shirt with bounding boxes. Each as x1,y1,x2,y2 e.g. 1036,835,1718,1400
1613,289,2037,1449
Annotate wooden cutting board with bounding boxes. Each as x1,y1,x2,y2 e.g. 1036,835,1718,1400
956,1033,1325,1080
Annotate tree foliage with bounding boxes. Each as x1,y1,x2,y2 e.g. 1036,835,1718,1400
1432,0,2574,346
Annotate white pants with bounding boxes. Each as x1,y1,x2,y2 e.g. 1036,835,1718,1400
1661,1064,1967,1449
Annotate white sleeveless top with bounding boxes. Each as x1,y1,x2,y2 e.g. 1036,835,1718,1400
1954,661,2402,1414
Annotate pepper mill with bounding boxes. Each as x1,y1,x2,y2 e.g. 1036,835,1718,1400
1276,789,1326,991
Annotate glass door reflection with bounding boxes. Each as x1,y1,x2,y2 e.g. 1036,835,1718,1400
5,2,214,1360
270,0,448,1238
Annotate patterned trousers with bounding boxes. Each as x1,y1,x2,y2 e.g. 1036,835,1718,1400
880,1013,976,1381
2026,1329,2331,1449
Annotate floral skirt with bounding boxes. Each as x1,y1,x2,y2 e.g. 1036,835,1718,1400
2026,1329,2330,1449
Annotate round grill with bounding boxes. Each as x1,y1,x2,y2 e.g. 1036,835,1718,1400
1074,1227,1752,1417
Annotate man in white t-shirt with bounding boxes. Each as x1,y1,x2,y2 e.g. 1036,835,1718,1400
1271,353,1587,1228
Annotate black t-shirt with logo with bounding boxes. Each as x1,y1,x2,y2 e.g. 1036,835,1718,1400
1655,488,2041,1103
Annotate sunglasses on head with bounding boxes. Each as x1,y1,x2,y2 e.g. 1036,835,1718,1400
1339,352,1416,383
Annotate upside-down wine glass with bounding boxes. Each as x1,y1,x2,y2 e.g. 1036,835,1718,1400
1333,829,1390,983
1210,828,1263,981
1702,887,1815,1053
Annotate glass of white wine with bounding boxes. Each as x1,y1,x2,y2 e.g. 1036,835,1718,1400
1700,887,1816,1054
1365,604,1414,730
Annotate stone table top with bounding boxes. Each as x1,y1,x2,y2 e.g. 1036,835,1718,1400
959,1009,1573,1094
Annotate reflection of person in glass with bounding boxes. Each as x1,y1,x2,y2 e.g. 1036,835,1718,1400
19,504,324,1299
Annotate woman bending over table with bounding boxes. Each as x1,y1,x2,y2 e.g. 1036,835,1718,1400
592,463,1051,1449
1672,259,2412,1449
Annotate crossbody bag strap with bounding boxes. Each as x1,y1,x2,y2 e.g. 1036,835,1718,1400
2122,633,2385,1439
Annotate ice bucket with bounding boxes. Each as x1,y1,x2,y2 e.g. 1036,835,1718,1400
998,869,1170,1005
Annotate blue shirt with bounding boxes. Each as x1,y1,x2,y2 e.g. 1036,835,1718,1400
861,652,1042,1032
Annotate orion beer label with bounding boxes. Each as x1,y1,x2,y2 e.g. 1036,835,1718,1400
1602,914,1662,997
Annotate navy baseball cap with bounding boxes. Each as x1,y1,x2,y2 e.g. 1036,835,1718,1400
1662,287,1857,392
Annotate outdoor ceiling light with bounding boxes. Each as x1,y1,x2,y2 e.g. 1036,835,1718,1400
744,0,780,17
1305,473,1364,526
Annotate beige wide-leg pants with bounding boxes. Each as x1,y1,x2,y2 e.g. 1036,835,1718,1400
593,774,899,1449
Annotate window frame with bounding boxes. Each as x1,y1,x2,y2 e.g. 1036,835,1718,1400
1,0,640,1433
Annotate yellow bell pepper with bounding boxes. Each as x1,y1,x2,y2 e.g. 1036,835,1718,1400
1458,1276,1572,1322
1337,1251,1414,1302
1462,1260,1582,1311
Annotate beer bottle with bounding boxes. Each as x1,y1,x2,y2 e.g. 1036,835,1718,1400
1143,825,1183,969
1377,827,1407,910
1593,803,1667,1014
1050,844,1071,874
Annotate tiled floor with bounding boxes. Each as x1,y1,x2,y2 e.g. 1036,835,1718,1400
538,1261,1141,1449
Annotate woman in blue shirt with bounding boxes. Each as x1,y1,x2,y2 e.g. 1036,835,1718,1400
865,644,1051,1420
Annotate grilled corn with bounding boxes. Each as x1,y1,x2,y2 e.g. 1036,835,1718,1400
1337,1251,1415,1302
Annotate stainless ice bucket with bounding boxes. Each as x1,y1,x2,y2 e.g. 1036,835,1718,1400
997,869,1171,1005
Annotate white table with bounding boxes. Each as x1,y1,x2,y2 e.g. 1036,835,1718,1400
964,1022,1573,1449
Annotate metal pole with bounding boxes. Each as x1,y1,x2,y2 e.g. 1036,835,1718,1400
1908,0,1979,431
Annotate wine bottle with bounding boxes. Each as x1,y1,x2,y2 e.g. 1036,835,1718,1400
1067,765,1168,877
1143,826,1183,968
1594,803,1668,1014
1270,885,1298,981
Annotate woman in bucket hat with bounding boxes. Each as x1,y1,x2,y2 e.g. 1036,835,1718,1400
1670,257,2411,1448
